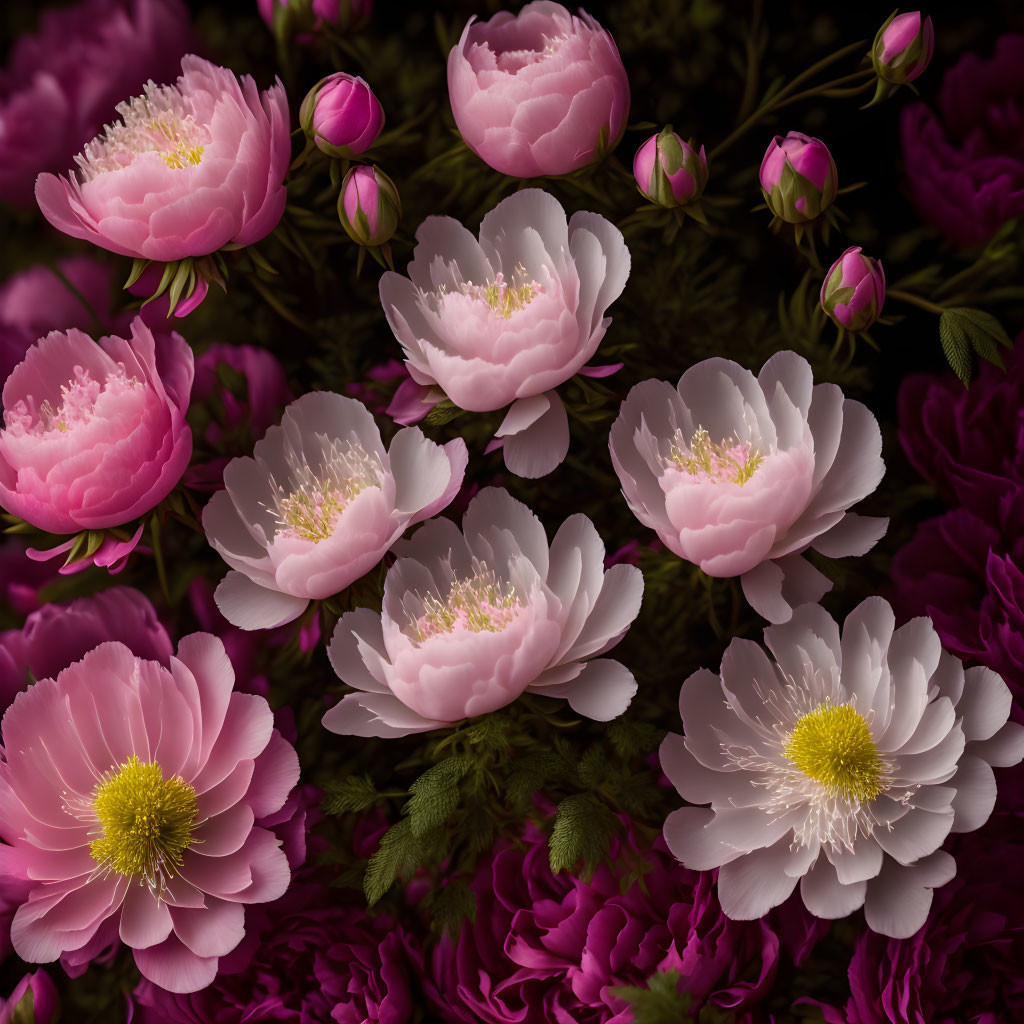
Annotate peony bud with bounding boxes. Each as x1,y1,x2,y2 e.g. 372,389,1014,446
759,132,838,223
872,11,934,86
633,128,707,208
820,246,885,331
299,72,384,158
338,164,400,247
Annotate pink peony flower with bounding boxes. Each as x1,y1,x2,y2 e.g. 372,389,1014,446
0,632,300,992
661,599,1024,937
0,586,173,711
448,1,630,178
0,0,191,208
0,317,193,535
300,72,384,157
0,970,58,1024
760,132,838,223
322,486,642,736
35,55,290,263
379,188,629,477
609,351,887,623
202,391,467,631
820,246,886,332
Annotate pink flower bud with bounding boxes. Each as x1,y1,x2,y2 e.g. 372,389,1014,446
299,72,384,157
759,132,838,223
633,129,707,208
820,246,886,332
258,0,372,34
338,164,400,247
873,11,934,85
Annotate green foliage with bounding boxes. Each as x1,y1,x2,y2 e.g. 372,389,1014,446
322,774,383,815
363,818,423,905
610,971,696,1023
404,756,470,836
548,793,619,875
939,306,1014,383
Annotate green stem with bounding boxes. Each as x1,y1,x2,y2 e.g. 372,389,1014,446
888,288,946,315
709,40,869,161
247,273,315,333
779,70,874,107
50,264,105,335
149,515,171,605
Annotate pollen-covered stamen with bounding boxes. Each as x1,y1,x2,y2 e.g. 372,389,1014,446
3,365,143,437
669,427,763,485
424,263,542,319
75,80,211,181
87,756,198,898
272,440,383,543
784,702,885,804
406,560,521,642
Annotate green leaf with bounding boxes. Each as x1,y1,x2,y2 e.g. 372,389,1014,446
123,257,150,290
364,818,421,905
944,307,1013,373
322,775,382,816
10,982,37,1024
428,878,477,938
938,310,973,385
404,756,468,836
548,794,617,875
425,399,466,426
609,970,695,1024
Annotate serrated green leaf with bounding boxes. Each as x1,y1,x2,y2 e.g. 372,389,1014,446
429,878,477,938
548,794,617,875
609,970,694,1024
938,310,972,385
404,756,468,836
322,775,381,816
364,818,421,905
945,306,1013,348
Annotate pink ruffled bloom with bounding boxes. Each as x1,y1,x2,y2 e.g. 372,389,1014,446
323,486,642,737
202,392,468,631
609,351,887,623
0,317,193,535
448,1,629,178
379,188,629,477
35,55,290,263
661,599,1024,938
0,0,191,208
0,633,300,992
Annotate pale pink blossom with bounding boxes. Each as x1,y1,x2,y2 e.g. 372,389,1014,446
609,351,886,623
35,55,290,263
323,487,642,737
379,188,629,477
202,392,467,631
447,1,630,178
0,317,193,536
0,633,300,992
661,599,1024,937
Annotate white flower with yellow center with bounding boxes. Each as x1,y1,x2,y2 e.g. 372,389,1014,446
661,598,1024,938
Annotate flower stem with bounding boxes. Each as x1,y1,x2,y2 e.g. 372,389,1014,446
887,288,947,315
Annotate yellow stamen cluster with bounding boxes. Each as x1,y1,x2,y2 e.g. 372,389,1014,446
784,703,884,803
412,568,520,642
478,277,540,319
90,757,198,888
671,427,763,485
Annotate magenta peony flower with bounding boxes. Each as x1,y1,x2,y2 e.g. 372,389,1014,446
423,821,796,1023
129,879,417,1023
338,165,401,247
901,35,1024,248
872,11,934,86
760,132,838,223
609,351,887,623
820,247,886,332
0,632,299,992
300,72,384,157
323,486,642,736
0,586,172,711
0,970,58,1024
0,317,193,535
35,55,290,263
447,1,630,178
202,392,467,631
813,814,1024,1023
898,332,1024,518
661,598,1024,937
0,0,191,208
379,188,629,477
633,129,707,208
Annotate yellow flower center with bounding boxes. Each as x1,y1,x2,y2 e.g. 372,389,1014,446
784,703,884,803
410,565,520,642
670,427,763,485
89,757,198,886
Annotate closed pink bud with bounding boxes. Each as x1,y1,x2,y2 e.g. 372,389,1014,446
338,164,400,246
447,1,630,178
633,129,707,207
820,246,886,332
760,132,838,223
300,72,383,157
873,11,934,85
